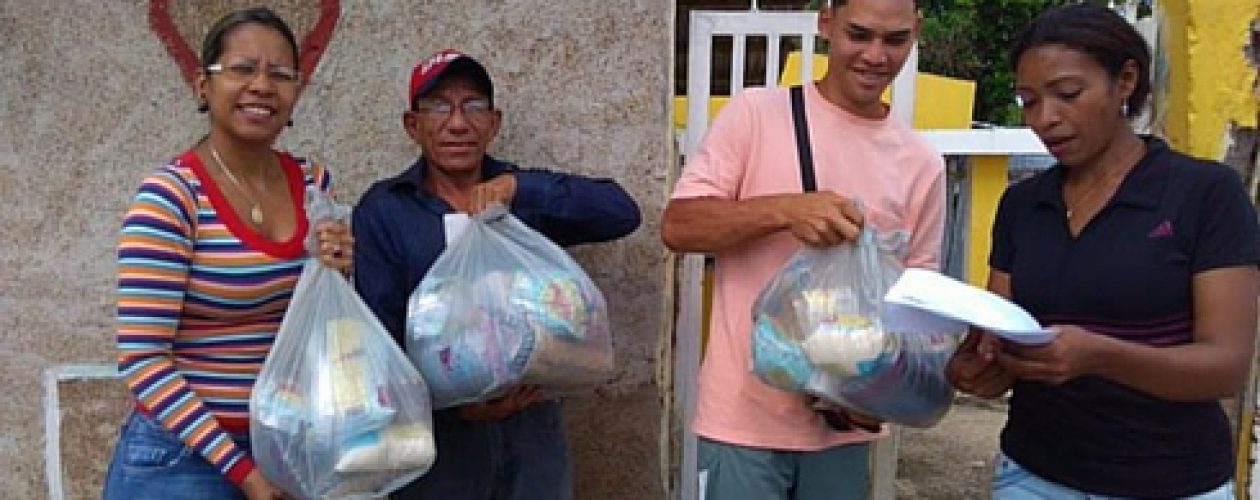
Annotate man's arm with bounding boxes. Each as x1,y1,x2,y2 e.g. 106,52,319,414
662,89,861,253
662,192,863,253
509,170,642,246
352,196,409,346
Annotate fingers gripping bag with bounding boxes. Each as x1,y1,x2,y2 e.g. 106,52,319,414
251,188,435,499
751,228,963,428
406,204,614,409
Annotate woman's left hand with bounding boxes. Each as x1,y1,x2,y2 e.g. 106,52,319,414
996,325,1102,385
314,220,353,273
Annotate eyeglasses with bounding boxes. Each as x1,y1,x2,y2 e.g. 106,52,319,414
413,98,494,126
206,61,301,85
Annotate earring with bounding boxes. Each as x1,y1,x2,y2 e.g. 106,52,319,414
1121,102,1130,117
197,95,208,113
286,119,294,127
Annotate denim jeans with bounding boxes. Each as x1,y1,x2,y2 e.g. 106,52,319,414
102,411,247,500
993,452,1234,500
390,399,572,500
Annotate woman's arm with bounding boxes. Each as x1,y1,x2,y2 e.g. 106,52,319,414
999,266,1258,401
1092,266,1256,399
116,169,256,484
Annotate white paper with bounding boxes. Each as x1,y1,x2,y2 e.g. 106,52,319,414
881,301,968,336
883,268,1058,345
443,213,471,246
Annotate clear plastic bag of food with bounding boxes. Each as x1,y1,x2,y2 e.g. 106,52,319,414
406,204,613,409
751,228,962,428
251,188,435,498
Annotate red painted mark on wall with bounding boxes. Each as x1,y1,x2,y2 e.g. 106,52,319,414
148,0,341,90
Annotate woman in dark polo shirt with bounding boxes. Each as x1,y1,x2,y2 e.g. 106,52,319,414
947,4,1259,499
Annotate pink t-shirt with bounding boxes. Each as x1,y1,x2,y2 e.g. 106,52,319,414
671,83,946,451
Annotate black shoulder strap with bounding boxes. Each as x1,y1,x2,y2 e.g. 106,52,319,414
790,85,817,193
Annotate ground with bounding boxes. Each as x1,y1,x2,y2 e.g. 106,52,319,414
895,395,1008,499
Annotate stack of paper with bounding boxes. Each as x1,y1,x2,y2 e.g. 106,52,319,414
882,269,1058,345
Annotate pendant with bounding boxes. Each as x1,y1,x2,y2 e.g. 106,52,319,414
250,205,264,225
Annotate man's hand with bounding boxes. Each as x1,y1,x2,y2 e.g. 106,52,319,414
241,469,289,500
469,174,517,214
458,385,542,421
773,191,864,247
810,398,883,432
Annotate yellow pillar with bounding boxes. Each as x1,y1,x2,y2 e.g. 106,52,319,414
1160,0,1258,160
967,155,1008,287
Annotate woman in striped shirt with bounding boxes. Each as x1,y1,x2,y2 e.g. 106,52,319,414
103,7,353,500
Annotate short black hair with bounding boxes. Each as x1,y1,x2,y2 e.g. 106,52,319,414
1010,3,1151,119
820,0,919,8
200,7,299,69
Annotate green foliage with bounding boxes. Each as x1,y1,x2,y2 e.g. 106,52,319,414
918,0,1097,125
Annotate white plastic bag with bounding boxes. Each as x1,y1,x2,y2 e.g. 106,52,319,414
406,204,614,409
751,228,962,428
251,188,435,499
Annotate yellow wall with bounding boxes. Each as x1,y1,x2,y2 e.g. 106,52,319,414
912,73,979,130
1161,1,1258,160
672,96,730,130
967,157,1007,287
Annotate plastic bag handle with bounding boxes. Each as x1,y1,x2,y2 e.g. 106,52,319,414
305,186,351,255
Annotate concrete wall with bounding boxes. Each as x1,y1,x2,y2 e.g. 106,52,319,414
0,1,673,498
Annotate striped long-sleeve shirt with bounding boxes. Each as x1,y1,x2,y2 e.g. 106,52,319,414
116,149,331,485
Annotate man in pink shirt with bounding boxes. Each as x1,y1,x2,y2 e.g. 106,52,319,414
662,0,944,498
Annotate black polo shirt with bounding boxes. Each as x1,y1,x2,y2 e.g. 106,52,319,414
990,137,1260,497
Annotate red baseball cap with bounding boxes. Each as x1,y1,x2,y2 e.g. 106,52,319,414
408,49,494,109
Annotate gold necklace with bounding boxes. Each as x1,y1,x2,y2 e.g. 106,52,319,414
1064,176,1115,220
209,144,265,225
1065,141,1145,219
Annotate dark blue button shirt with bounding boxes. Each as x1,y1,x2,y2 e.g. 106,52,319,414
991,137,1260,498
352,156,641,346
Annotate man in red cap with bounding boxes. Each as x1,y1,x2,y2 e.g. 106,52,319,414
352,49,641,500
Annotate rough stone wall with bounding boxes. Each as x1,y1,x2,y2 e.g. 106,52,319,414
0,1,672,498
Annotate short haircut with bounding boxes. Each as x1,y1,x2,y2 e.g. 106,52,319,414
825,0,919,8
